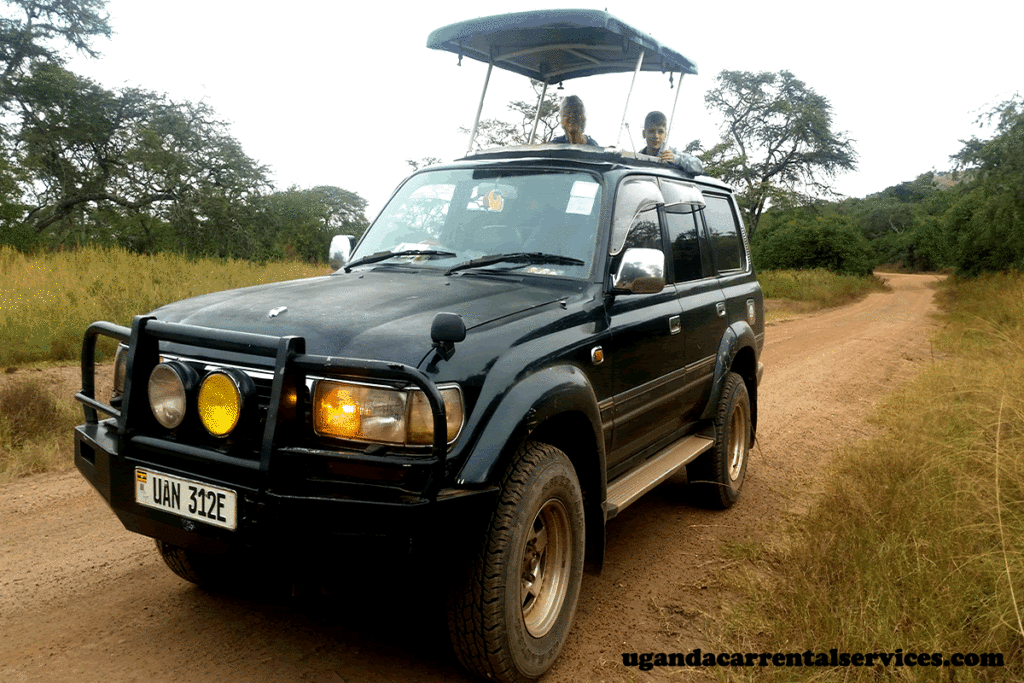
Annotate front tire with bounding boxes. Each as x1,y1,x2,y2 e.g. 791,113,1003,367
688,372,751,509
155,540,243,589
448,441,585,683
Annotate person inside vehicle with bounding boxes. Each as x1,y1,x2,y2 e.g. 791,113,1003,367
640,111,703,174
550,96,599,146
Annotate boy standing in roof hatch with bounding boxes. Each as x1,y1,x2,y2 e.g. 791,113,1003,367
550,96,599,146
640,111,703,175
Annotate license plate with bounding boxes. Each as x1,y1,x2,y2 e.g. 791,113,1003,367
135,468,237,530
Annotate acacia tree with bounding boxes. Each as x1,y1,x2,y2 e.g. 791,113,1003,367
698,70,857,235
0,0,110,96
10,63,273,255
0,0,111,237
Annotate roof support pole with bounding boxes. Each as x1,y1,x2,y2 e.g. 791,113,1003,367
665,72,685,146
527,80,549,144
616,50,645,148
466,62,494,156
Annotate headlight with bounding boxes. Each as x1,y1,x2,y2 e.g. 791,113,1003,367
112,343,128,398
313,380,464,446
148,362,195,429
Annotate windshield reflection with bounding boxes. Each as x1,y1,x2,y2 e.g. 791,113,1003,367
352,169,602,278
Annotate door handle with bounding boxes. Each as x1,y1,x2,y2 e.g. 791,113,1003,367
669,315,681,335
716,302,726,317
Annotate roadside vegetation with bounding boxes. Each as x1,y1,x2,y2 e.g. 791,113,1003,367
0,245,330,367
713,272,1024,681
0,246,329,481
758,269,888,324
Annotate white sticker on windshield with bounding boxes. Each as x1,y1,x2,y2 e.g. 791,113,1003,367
566,181,599,215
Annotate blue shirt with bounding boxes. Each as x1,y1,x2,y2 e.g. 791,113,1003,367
549,134,600,146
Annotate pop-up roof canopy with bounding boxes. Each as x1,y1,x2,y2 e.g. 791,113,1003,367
426,9,697,83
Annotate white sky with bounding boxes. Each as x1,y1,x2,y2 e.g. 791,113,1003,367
67,0,1019,221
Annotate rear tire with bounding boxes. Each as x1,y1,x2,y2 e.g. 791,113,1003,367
448,441,585,683
688,372,751,509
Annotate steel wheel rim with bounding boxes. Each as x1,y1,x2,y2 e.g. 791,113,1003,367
728,401,749,483
520,498,571,638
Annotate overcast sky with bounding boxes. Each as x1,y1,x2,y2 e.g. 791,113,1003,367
68,0,1019,220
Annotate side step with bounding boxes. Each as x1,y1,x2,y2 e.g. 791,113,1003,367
604,434,714,520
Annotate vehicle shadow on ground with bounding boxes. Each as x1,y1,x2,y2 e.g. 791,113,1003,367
166,559,477,682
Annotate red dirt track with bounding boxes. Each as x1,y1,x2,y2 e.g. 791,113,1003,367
0,272,941,682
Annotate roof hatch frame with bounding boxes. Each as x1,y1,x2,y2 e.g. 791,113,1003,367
427,10,698,155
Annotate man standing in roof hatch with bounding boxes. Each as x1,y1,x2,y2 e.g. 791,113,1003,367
550,96,599,146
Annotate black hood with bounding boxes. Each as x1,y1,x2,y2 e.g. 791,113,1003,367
151,270,568,365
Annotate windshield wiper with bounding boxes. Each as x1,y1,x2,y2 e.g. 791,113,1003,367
445,252,584,276
344,249,456,273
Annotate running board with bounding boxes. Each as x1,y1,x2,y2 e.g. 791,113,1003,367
604,434,714,520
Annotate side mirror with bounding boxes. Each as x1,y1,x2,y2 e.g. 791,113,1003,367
329,234,356,270
431,312,466,362
613,248,665,294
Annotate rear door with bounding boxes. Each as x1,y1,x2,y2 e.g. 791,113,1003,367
661,179,726,426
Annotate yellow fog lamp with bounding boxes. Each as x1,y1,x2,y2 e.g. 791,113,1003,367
198,369,253,437
148,362,197,429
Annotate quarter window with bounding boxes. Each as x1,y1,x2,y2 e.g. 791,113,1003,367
703,195,746,272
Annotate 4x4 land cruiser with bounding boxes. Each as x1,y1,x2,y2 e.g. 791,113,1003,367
74,10,763,683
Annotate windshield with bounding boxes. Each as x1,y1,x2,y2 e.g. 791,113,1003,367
352,169,602,278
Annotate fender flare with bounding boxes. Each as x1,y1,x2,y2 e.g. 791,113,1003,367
455,364,605,490
700,321,759,424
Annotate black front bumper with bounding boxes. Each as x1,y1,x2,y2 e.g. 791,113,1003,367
76,420,497,557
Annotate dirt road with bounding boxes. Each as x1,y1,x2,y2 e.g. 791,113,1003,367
0,273,942,683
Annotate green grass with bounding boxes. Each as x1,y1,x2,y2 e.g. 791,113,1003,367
0,245,330,367
759,268,889,307
712,273,1024,681
758,269,890,324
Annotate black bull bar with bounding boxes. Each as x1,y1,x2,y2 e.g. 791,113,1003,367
74,315,451,499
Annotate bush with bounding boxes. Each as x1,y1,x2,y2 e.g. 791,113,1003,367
752,214,875,276
871,215,952,272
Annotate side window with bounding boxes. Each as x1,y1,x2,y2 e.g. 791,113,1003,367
610,177,664,255
703,195,746,272
665,211,703,282
661,180,705,283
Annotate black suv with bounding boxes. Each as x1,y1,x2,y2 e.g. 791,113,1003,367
75,146,763,682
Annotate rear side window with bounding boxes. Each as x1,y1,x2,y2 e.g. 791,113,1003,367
703,195,746,272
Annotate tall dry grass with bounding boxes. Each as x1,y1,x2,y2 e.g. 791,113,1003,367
713,273,1024,681
759,268,889,307
0,246,329,480
0,376,81,480
0,245,330,366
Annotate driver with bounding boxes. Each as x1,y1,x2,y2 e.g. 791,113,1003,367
549,96,599,146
